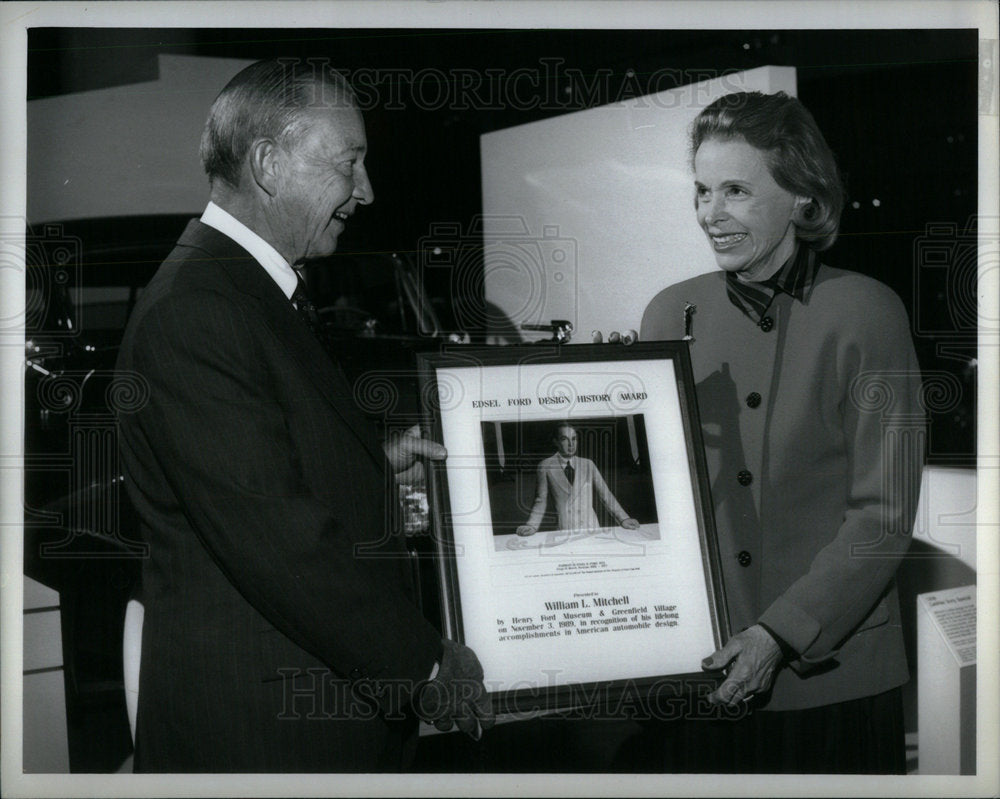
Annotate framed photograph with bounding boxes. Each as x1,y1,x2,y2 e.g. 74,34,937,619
417,342,729,715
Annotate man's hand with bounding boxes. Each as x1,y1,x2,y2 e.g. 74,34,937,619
416,639,496,740
620,518,641,530
384,424,446,484
701,624,783,706
515,525,537,537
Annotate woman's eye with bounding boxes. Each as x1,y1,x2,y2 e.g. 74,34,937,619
727,186,747,197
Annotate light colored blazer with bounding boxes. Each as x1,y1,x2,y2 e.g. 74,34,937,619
641,263,924,711
526,454,629,532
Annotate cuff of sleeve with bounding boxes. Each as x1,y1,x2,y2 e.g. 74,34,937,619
756,622,797,661
757,596,821,658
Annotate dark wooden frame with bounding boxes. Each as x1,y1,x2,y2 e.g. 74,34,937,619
416,342,729,716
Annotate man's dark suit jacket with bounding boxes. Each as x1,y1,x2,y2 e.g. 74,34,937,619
116,220,441,772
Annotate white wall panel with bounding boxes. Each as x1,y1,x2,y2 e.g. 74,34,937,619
481,66,796,342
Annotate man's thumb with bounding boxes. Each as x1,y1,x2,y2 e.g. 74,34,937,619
701,644,732,671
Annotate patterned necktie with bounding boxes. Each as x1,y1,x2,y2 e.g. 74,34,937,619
564,461,575,485
290,276,355,393
291,276,324,339
292,275,346,373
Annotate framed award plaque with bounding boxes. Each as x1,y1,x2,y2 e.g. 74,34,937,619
416,342,728,716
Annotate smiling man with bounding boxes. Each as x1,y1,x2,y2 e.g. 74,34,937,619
115,59,492,773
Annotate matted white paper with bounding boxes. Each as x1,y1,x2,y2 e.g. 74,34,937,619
421,345,724,706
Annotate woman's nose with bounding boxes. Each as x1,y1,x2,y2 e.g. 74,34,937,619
703,195,727,224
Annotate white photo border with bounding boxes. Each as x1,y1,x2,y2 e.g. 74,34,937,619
417,342,730,716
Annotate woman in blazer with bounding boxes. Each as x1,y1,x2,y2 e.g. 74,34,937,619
636,91,924,773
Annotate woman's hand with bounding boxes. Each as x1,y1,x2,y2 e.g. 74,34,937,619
701,624,783,706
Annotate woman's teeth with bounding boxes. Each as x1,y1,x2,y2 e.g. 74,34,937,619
711,233,746,248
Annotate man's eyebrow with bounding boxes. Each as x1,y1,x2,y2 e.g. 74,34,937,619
336,142,366,157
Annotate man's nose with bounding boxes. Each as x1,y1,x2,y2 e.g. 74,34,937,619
354,165,375,205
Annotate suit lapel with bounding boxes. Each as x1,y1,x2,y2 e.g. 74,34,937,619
550,458,572,492
177,221,385,467
257,288,385,467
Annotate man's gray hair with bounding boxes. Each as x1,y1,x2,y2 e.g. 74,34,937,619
200,58,353,188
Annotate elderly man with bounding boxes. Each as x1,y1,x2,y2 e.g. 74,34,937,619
516,423,641,536
116,59,492,772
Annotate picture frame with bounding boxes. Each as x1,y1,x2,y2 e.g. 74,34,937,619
416,342,730,717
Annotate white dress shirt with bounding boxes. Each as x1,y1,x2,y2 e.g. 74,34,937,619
200,202,300,300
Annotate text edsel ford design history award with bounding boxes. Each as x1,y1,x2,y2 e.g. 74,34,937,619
417,343,729,717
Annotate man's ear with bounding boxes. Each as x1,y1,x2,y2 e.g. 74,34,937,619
249,138,280,197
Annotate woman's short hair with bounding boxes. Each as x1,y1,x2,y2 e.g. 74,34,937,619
200,58,352,188
690,91,845,251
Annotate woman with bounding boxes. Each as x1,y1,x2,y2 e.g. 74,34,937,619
638,91,924,773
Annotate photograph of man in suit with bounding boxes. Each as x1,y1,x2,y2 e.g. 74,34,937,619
115,58,492,773
516,423,641,537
